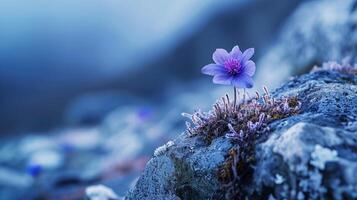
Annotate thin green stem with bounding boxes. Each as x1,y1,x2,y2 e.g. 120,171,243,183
243,88,246,103
233,87,237,110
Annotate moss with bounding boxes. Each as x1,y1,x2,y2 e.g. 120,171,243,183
218,148,237,184
183,87,301,199
217,147,256,199
172,157,199,199
185,89,300,144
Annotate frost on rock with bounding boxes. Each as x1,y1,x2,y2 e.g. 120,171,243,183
154,140,174,157
310,145,338,170
86,184,120,200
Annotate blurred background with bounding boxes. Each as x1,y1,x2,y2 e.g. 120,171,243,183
1,0,355,199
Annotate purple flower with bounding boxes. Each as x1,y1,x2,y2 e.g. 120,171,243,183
202,45,256,88
26,164,42,177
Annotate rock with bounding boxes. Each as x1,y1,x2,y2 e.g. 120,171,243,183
57,128,102,151
28,149,64,170
0,167,33,200
0,167,33,188
253,122,357,199
125,69,357,199
20,135,57,155
255,0,357,88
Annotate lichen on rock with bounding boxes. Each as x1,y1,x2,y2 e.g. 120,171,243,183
125,63,357,199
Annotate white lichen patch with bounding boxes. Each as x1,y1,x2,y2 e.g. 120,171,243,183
310,145,338,170
85,184,120,200
154,140,175,157
274,174,285,184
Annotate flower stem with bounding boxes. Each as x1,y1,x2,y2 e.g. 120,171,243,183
243,88,246,103
233,87,237,110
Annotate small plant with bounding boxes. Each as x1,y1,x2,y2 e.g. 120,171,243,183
311,60,357,75
183,86,300,143
182,45,302,199
196,90,299,199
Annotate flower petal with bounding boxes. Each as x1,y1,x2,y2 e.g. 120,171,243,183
212,49,229,65
241,48,254,63
232,74,254,88
201,64,227,76
213,74,232,85
243,60,256,76
230,45,242,59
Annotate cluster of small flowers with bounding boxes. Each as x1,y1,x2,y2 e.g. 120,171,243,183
182,86,301,144
182,87,300,199
311,61,357,75
220,148,243,199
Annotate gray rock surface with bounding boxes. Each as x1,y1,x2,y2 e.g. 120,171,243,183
126,70,357,199
255,0,357,88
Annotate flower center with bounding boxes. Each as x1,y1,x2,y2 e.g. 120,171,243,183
224,59,242,75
